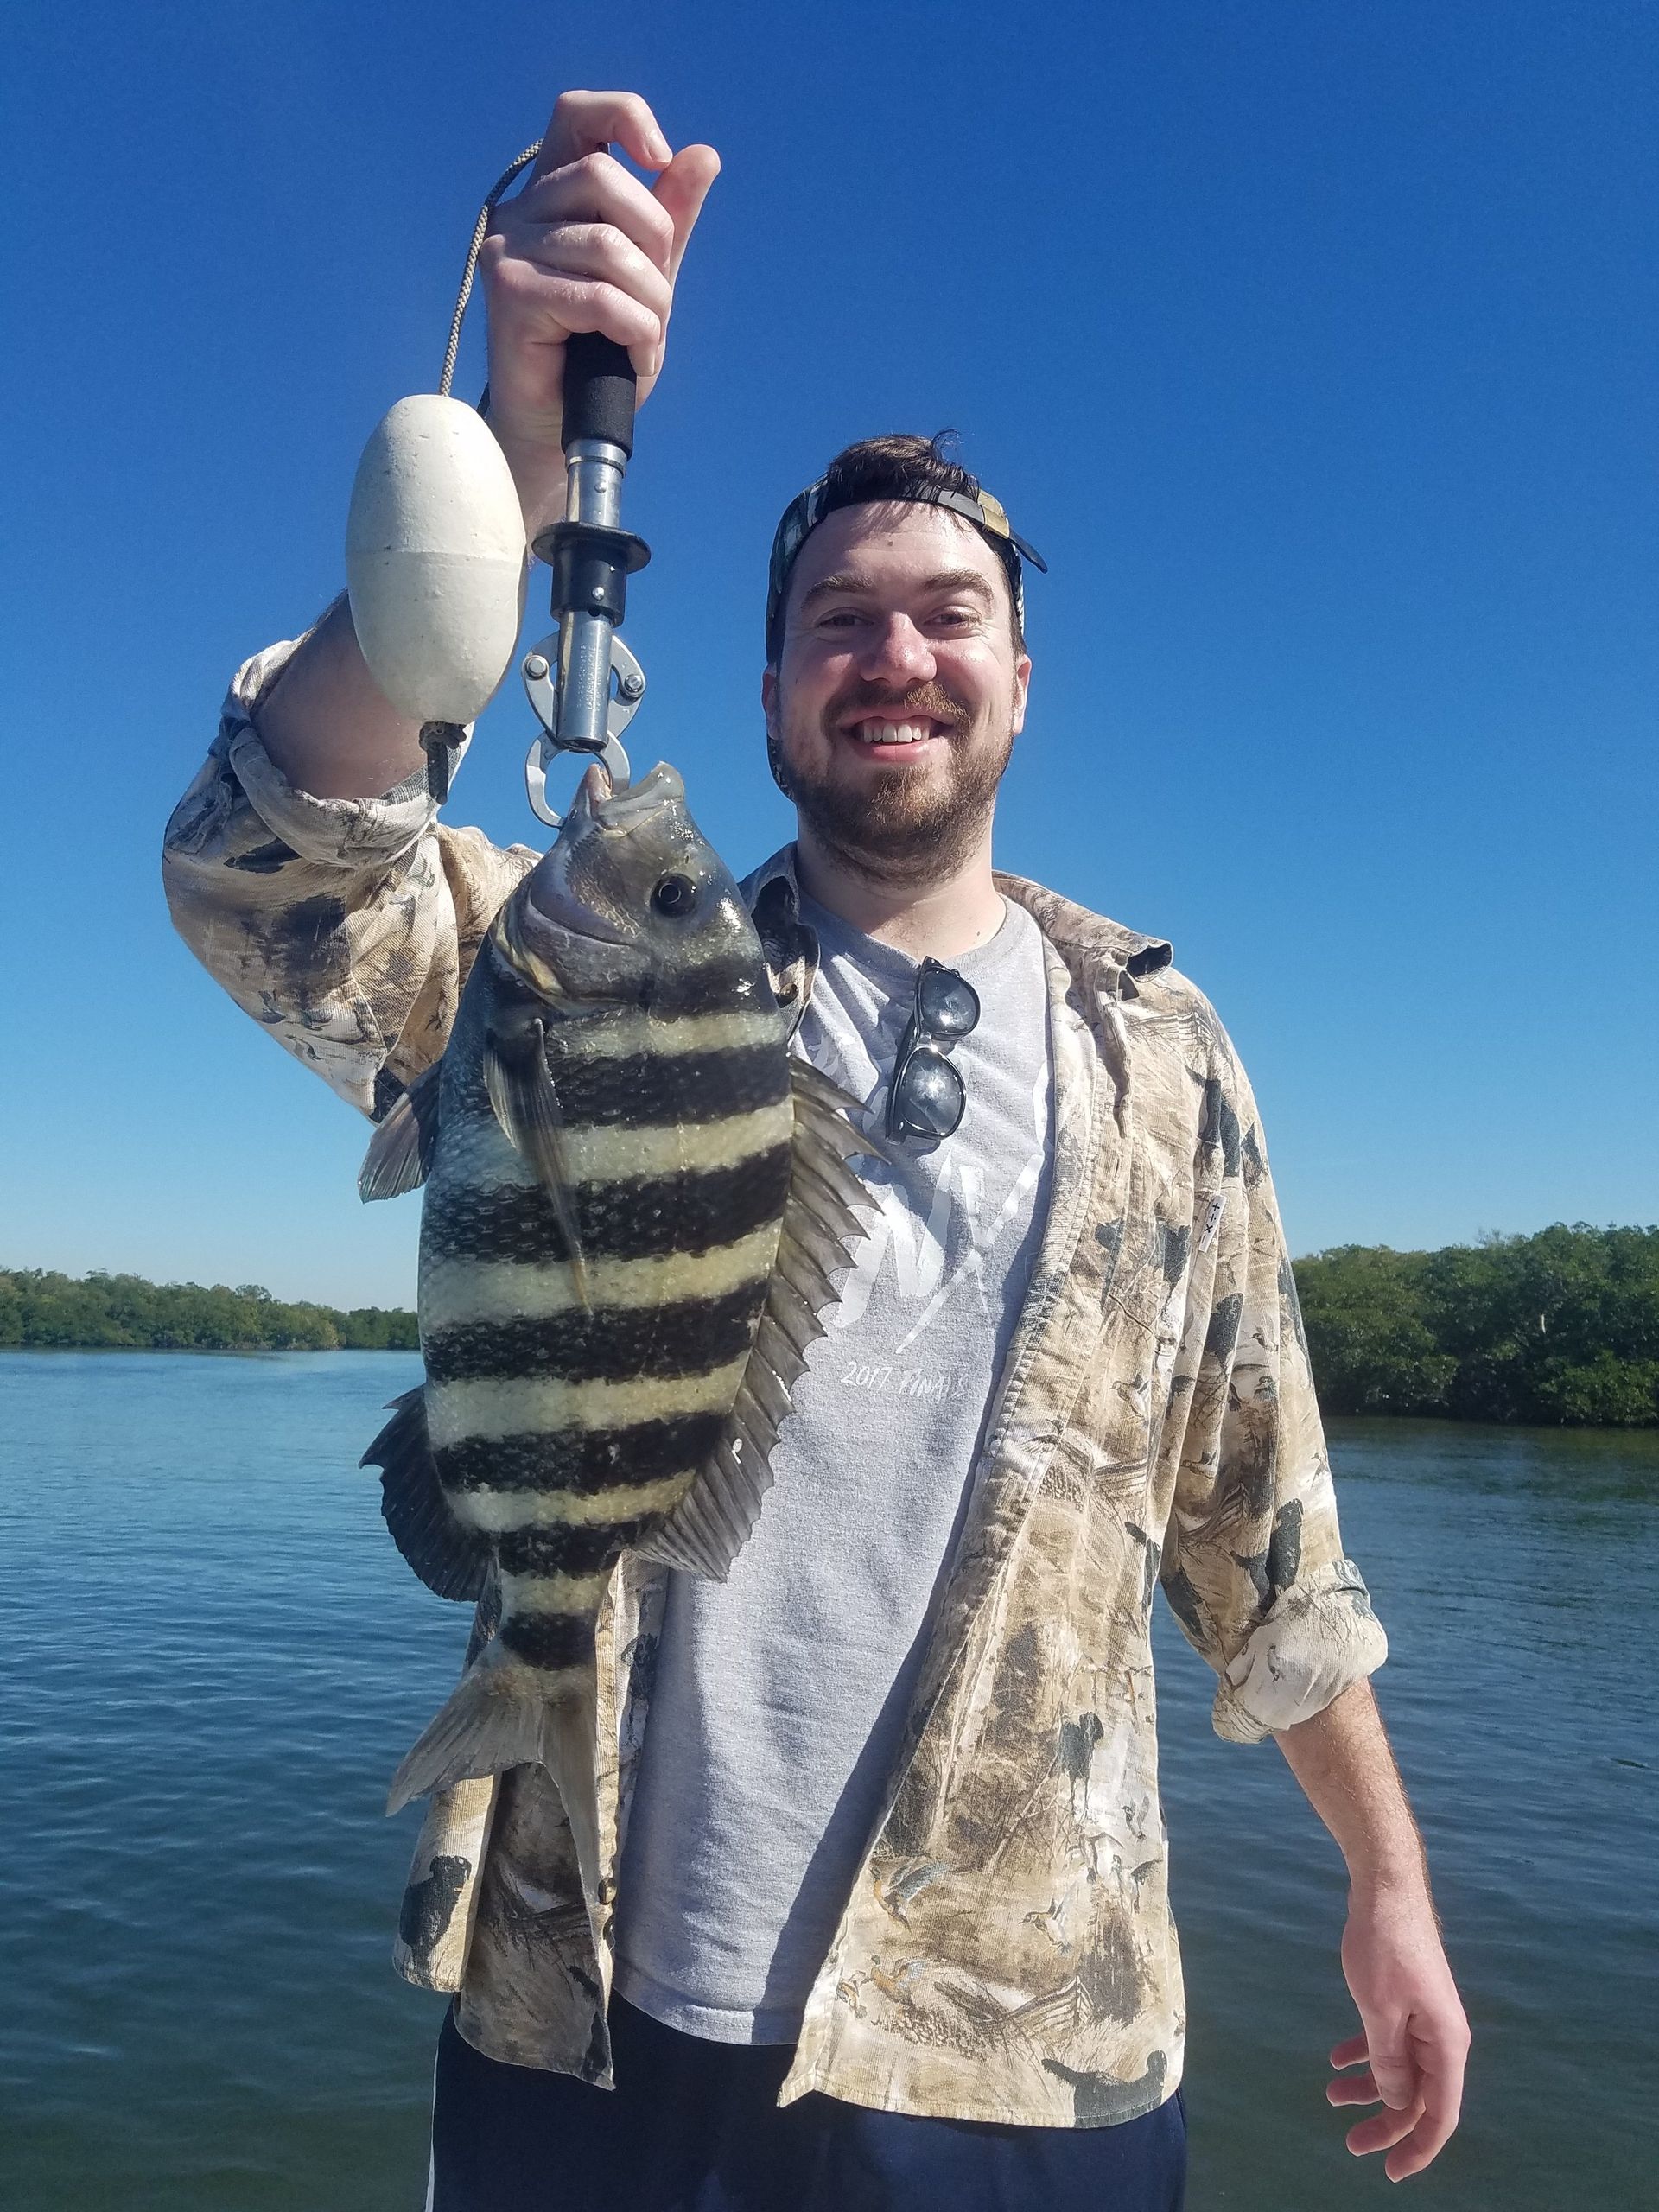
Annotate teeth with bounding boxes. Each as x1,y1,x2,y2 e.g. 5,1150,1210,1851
853,721,937,745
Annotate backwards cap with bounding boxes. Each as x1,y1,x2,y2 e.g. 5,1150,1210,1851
766,469,1046,661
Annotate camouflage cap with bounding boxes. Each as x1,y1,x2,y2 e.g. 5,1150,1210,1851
766,477,1046,660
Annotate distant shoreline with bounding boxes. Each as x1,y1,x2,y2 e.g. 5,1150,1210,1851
1,1342,416,1355
1,1268,416,1355
9,1225,1657,1427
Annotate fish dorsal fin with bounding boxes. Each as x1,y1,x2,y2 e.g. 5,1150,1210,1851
359,1059,444,1202
632,1059,874,1581
483,1015,590,1303
361,1387,492,1601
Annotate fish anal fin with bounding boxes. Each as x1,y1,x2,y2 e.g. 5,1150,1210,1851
360,1388,490,1602
359,1060,444,1202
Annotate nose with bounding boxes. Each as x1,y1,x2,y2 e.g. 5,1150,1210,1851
857,612,936,685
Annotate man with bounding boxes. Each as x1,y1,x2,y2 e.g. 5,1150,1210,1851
164,90,1469,2212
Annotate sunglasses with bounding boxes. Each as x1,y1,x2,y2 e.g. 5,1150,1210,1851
886,958,982,1142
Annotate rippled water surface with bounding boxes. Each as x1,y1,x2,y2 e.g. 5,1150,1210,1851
3,1354,1655,2209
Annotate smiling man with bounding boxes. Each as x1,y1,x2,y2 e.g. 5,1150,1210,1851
163,87,1469,2212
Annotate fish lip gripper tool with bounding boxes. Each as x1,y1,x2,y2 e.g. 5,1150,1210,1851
522,334,652,825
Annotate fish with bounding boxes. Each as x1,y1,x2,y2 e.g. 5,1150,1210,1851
356,759,870,1915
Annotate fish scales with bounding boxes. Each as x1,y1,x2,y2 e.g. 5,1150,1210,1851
360,761,872,1934
420,983,793,1675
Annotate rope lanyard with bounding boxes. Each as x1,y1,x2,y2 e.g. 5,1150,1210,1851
436,141,544,398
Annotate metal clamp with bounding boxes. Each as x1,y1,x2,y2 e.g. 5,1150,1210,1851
522,634,647,827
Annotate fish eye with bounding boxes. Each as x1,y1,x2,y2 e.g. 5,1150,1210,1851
652,874,698,918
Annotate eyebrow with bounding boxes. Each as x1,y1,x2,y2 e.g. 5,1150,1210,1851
796,567,999,614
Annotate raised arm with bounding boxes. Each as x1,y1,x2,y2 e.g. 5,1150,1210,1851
164,93,719,1113
259,91,718,801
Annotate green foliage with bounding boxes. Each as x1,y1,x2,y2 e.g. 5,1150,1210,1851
9,1230,1657,1422
1295,1224,1659,1426
0,1268,417,1355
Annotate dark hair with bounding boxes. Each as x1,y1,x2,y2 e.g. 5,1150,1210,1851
772,431,1025,658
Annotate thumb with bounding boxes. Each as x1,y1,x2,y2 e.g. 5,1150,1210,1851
1368,2040,1418,2111
654,143,721,282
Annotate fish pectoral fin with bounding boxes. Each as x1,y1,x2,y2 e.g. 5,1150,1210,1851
360,1387,491,1602
359,1058,444,1201
388,1646,604,1913
632,1063,876,1586
483,1019,590,1301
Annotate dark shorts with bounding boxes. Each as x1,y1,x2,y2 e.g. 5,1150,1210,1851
429,1997,1187,2212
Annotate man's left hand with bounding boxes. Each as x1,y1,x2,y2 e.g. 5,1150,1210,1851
1327,1880,1471,2182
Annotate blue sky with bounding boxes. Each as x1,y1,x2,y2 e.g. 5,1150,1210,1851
3,0,1654,1306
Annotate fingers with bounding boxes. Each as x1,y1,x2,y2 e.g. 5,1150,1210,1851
1328,2018,1468,2179
1345,2095,1425,2159
486,154,674,380
652,143,721,282
1335,2012,1416,2112
535,89,672,180
486,92,721,421
486,245,662,365
512,155,676,271
1383,2020,1469,2182
509,222,673,333
1384,2096,1461,2182
1325,2067,1380,2108
1367,2044,1420,2113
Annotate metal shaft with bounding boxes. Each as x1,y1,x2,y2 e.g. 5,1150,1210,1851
556,438,627,752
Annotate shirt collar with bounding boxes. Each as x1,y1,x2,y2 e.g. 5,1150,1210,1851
740,844,1173,1011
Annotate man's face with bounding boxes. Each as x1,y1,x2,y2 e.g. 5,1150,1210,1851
761,503,1032,885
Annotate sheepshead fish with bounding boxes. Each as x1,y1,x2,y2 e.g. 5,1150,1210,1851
357,760,868,1909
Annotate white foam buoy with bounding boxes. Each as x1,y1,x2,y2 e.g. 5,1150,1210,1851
346,395,528,726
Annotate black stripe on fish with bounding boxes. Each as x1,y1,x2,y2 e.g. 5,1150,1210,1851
434,1412,726,1495
495,1516,665,1579
544,1043,789,1129
643,957,775,1019
423,1285,764,1386
499,1610,600,1670
424,1148,793,1266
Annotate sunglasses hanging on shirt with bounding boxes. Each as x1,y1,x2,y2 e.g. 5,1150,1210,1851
886,959,982,1142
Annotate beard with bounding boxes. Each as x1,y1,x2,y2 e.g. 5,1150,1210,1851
772,677,1016,887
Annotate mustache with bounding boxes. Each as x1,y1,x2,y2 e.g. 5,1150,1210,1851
823,680,972,734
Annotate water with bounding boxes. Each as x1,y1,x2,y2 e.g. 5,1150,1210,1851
2,1355,1655,2210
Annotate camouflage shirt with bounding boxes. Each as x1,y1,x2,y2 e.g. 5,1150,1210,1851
162,638,1388,2129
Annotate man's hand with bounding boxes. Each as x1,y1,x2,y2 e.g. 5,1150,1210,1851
1327,1879,1471,2182
480,90,720,535
1274,1681,1471,2182
260,91,718,800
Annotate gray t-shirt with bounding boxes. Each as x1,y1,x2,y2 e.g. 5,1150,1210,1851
613,893,1054,2043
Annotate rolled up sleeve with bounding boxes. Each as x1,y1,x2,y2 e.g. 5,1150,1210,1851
1158,1039,1388,1743
162,635,536,1116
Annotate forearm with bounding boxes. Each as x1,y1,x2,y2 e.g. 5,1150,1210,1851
258,448,563,805
257,594,428,801
1274,1679,1428,1899
163,639,538,1112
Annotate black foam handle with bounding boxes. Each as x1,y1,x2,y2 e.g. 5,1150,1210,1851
563,333,637,456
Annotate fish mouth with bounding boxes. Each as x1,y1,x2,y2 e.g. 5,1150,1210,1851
498,756,692,996
523,760,688,950
569,757,686,831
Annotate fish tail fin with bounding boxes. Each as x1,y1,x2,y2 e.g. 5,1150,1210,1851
387,1645,602,1905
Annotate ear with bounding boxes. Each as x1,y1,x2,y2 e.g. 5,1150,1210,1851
1009,652,1033,737
761,664,779,735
